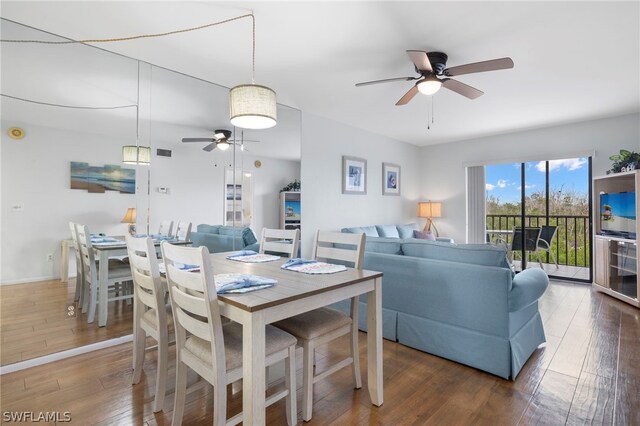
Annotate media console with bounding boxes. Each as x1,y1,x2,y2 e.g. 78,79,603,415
593,170,639,308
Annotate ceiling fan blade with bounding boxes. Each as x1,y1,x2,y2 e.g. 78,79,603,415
202,143,217,152
355,76,418,87
182,138,214,143
407,50,433,72
396,85,419,106
442,78,484,99
444,57,514,77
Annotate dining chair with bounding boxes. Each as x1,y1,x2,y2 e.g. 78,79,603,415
536,225,559,269
68,222,85,304
274,230,365,421
158,220,174,237
127,235,171,413
161,242,298,426
76,225,133,324
259,228,300,258
174,221,192,242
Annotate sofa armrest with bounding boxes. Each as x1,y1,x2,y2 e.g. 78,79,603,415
509,268,549,312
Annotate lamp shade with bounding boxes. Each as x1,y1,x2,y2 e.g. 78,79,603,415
418,201,442,218
121,207,136,224
229,84,277,129
122,145,151,165
417,78,442,95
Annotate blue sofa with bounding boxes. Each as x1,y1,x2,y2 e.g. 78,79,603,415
332,237,548,380
190,225,259,253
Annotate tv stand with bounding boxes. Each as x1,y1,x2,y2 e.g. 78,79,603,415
592,170,639,308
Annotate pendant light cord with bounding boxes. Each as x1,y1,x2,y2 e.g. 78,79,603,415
2,13,257,82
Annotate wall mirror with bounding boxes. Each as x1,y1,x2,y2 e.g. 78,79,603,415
0,18,302,367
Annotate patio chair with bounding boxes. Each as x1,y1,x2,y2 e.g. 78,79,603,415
510,227,542,267
536,225,559,269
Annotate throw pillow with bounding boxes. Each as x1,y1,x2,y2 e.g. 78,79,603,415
414,230,436,241
376,224,400,238
397,223,418,239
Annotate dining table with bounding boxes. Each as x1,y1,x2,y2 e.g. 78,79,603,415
208,251,384,425
92,236,190,327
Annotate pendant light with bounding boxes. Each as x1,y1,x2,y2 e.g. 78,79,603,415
229,15,277,129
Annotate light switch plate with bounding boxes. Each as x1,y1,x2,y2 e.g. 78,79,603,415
11,204,24,212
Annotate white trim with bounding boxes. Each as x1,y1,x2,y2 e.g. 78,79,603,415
463,150,596,167
0,276,58,286
0,335,133,375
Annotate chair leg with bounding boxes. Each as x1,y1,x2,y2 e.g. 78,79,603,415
153,336,168,413
131,326,146,385
172,360,188,426
536,250,544,269
351,321,362,389
81,279,90,314
550,250,559,269
87,282,98,323
302,339,314,422
285,345,297,426
212,375,227,426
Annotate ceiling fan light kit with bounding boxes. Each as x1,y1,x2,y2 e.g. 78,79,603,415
417,77,442,95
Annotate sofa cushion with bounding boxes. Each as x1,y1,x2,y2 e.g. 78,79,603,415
342,226,379,237
218,226,243,236
364,237,403,255
414,230,436,240
376,224,400,238
509,268,549,312
242,227,258,245
196,224,220,234
396,223,418,239
402,240,510,269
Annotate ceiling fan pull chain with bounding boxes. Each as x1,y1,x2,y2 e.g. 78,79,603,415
432,96,435,124
427,102,431,130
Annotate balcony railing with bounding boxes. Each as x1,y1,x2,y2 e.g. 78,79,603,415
486,214,591,267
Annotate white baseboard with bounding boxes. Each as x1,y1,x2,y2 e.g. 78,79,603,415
0,276,60,286
0,335,133,375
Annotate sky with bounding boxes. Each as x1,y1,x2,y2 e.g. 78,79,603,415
485,157,589,204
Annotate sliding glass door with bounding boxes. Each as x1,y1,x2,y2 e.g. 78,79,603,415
485,157,592,282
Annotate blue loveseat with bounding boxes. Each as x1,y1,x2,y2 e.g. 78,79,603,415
332,237,548,380
190,225,259,253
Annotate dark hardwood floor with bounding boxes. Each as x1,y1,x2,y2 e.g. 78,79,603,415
1,280,638,425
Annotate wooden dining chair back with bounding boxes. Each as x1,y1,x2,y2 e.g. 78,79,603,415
68,222,85,303
174,221,192,241
274,230,366,421
162,242,298,426
126,235,171,412
76,225,133,324
259,228,300,258
158,220,174,237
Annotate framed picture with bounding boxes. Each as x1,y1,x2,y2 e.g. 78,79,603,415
342,156,367,195
382,162,401,196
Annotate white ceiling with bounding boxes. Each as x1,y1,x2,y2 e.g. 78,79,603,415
2,1,639,149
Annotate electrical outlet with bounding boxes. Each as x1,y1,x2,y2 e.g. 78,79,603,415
46,253,54,262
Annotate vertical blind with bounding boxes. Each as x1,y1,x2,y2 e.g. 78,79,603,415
466,166,486,244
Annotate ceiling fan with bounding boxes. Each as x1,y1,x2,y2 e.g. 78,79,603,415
182,129,258,152
355,50,514,105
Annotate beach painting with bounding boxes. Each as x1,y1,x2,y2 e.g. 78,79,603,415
342,156,367,195
70,161,136,194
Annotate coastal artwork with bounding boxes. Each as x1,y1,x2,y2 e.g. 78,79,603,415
70,161,136,194
342,156,367,195
284,200,301,221
382,162,401,196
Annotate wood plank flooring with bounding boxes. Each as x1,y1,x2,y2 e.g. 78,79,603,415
1,280,638,425
1,279,133,365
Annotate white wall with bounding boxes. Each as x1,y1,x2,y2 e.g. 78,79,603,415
420,113,640,243
1,120,139,284
300,112,422,257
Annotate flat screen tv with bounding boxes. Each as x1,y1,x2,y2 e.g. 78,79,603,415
600,191,637,238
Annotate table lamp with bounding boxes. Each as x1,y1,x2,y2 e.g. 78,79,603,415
121,207,137,235
418,201,442,236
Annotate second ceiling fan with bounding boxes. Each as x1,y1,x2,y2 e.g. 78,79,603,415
182,129,258,152
356,50,514,105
